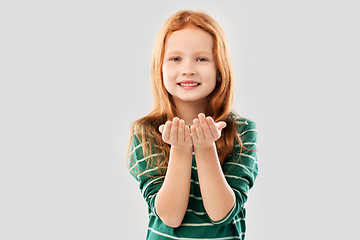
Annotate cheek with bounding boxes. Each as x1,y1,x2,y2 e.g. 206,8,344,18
162,65,173,91
162,64,177,82
202,65,217,83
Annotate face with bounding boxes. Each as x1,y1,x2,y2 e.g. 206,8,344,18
162,26,217,106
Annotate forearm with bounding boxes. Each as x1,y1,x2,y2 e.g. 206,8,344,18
155,146,192,227
194,142,235,222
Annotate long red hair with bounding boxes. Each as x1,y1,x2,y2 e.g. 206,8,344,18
127,10,249,176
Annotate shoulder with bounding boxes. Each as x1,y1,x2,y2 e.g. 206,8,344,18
129,119,164,155
131,120,157,140
227,112,257,141
228,112,256,129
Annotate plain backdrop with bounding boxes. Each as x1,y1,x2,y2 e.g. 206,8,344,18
1,0,359,239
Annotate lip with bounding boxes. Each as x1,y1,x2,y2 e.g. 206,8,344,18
177,81,201,89
177,80,200,84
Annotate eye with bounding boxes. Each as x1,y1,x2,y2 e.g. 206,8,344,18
197,57,208,62
170,57,181,62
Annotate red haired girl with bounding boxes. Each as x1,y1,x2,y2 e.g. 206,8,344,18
128,10,258,239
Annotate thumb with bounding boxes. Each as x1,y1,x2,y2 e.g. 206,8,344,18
215,121,227,130
159,124,165,133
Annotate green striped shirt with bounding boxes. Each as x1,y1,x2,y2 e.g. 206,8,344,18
129,116,258,239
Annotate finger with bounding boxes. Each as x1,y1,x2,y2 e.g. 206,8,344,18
207,117,220,139
178,119,185,142
162,121,172,142
190,125,198,141
159,124,165,133
199,114,212,139
170,117,179,141
193,118,204,140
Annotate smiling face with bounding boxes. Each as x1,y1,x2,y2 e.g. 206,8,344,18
162,25,217,108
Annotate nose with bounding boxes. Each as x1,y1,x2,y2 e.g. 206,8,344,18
181,61,197,76
182,71,197,76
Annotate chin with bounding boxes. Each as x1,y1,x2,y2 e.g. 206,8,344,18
178,97,207,103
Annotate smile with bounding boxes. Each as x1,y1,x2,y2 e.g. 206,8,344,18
178,83,200,87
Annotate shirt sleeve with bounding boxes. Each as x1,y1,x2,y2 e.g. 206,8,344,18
128,132,165,217
209,119,258,226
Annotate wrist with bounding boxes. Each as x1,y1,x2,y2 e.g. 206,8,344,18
171,145,193,152
194,142,216,151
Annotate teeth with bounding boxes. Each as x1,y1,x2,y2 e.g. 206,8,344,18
180,83,199,87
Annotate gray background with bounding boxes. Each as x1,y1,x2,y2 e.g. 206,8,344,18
1,0,359,239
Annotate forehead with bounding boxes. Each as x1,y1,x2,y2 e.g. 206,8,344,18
164,27,214,53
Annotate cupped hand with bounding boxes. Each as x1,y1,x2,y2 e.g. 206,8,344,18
190,113,226,149
159,117,193,150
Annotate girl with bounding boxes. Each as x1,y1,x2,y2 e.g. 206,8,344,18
127,10,258,240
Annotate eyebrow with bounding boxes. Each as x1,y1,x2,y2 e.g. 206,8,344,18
165,50,213,56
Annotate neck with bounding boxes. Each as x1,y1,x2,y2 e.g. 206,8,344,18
173,97,209,126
